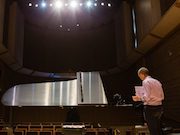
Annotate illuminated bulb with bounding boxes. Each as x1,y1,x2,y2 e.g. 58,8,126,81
28,3,32,7
55,1,63,8
101,2,104,6
41,2,46,7
50,3,53,7
60,25,63,28
70,1,78,8
86,1,92,7
35,4,38,7
77,24,80,26
79,3,83,6
108,3,111,7
94,3,97,6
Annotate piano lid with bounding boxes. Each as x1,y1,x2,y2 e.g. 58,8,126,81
1,72,108,106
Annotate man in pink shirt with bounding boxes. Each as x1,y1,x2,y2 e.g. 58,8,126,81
132,67,164,135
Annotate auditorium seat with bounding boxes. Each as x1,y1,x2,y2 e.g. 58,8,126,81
14,130,24,135
85,132,96,135
26,131,39,135
0,125,3,130
0,131,8,135
55,125,62,131
29,125,42,131
98,131,109,135
134,125,150,135
42,125,54,131
55,131,64,135
39,131,52,135
15,124,29,133
15,125,28,135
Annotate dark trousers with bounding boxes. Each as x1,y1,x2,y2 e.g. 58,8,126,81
144,105,163,135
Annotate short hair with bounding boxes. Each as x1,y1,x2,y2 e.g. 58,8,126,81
138,67,149,75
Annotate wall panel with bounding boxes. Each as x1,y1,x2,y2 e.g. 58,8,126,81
146,30,180,122
0,0,5,44
135,0,161,42
160,0,176,14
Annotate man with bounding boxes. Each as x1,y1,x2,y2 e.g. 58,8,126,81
132,67,164,135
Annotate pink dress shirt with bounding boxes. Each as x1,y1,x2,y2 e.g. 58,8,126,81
141,76,164,106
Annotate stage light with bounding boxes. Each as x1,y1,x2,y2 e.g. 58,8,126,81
41,2,46,7
35,4,39,7
60,25,63,28
50,3,53,7
79,3,83,6
108,3,111,7
94,3,97,6
101,2,104,6
55,1,63,8
70,1,78,8
77,24,80,27
86,1,92,7
28,3,32,7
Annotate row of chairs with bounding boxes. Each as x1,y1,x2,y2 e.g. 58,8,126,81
13,124,109,135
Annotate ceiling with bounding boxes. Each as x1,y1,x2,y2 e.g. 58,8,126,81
15,0,121,73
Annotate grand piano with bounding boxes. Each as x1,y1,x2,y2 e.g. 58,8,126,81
1,72,143,126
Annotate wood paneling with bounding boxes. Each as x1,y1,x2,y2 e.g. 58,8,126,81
146,30,180,122
11,106,143,126
135,0,161,42
160,0,176,15
0,0,5,44
7,1,24,65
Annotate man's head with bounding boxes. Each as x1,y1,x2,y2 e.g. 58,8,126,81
138,67,149,80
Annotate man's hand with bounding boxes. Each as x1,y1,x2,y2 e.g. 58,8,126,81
132,96,141,101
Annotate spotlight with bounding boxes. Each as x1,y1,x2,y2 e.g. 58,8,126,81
94,3,97,6
70,1,78,8
101,2,104,6
55,1,63,8
28,3,32,7
50,3,53,7
35,4,39,7
41,2,46,7
79,3,83,6
86,1,92,7
108,3,111,7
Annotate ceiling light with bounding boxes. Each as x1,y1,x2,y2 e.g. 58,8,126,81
108,3,111,7
35,4,39,7
55,1,63,8
70,1,78,8
41,2,46,7
101,2,104,6
28,3,32,7
86,1,92,7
